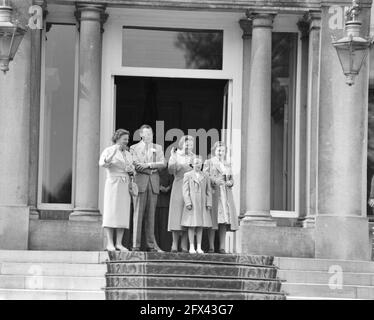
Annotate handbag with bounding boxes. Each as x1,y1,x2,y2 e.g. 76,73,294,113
129,176,139,197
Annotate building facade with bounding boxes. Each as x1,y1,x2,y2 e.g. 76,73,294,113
0,0,372,261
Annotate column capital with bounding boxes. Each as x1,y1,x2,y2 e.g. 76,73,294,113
304,10,321,30
245,11,276,29
297,10,321,39
239,18,252,39
297,16,310,40
75,3,108,33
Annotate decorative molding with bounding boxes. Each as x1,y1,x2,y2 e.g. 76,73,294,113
245,11,277,29
75,4,108,33
239,18,252,39
297,17,310,39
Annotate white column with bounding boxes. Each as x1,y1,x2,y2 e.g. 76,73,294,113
239,17,252,216
70,4,108,221
241,12,276,226
304,11,321,228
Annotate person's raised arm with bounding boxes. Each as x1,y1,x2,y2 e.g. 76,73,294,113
148,145,166,170
183,174,192,210
99,146,118,168
206,177,213,209
168,147,179,175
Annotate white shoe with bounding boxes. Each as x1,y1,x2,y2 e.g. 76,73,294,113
189,248,196,254
196,249,204,254
115,245,129,252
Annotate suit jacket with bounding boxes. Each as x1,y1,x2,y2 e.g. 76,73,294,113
130,141,166,194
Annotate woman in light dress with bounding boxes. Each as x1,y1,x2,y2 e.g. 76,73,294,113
99,129,135,252
203,141,239,254
181,156,213,254
168,136,196,253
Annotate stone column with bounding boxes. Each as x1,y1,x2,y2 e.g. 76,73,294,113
28,0,47,220
70,4,108,221
295,11,321,227
315,2,371,260
301,11,321,228
239,17,252,216
241,11,276,226
0,0,32,249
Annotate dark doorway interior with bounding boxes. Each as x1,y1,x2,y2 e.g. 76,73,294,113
115,76,227,251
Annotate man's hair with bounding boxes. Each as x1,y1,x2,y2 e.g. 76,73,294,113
140,124,153,133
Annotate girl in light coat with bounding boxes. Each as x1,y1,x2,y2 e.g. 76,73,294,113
181,156,213,254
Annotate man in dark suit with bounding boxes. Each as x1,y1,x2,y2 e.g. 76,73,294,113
130,125,166,252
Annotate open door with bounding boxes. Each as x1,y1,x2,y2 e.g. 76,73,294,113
222,80,237,253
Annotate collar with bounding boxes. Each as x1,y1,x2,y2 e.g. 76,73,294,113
140,140,153,148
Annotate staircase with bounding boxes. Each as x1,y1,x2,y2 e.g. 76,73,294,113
105,252,285,300
0,251,106,300
275,257,374,300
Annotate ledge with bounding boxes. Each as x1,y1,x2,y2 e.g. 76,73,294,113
46,0,324,12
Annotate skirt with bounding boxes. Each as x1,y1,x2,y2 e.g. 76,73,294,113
102,176,131,229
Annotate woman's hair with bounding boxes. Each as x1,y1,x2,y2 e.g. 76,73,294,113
178,135,194,149
112,129,130,144
211,141,226,154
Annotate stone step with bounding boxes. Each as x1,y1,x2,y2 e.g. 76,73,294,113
0,289,105,300
0,262,107,277
274,257,374,273
0,275,105,291
0,250,107,264
286,296,357,300
105,288,285,300
106,275,281,292
108,251,274,267
281,283,374,300
278,270,374,286
106,262,277,279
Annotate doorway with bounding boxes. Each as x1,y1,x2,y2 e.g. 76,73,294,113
115,76,229,251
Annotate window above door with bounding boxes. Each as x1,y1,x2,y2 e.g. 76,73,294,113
122,26,223,70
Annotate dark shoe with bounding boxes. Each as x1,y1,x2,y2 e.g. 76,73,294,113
181,249,189,254
147,248,157,252
208,248,214,254
132,247,141,252
219,249,226,254
171,249,178,253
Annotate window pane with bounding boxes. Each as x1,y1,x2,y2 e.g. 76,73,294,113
122,27,223,70
271,33,298,211
42,24,75,204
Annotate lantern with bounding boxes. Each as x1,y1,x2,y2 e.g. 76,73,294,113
0,0,26,74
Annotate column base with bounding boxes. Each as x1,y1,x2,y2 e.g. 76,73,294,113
29,206,40,220
241,211,277,227
70,208,101,222
299,216,315,228
315,215,370,261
